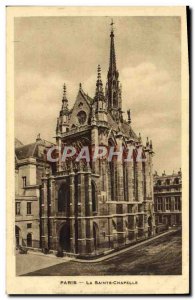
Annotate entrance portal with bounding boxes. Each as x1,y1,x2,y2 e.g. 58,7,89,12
59,222,71,252
93,223,98,250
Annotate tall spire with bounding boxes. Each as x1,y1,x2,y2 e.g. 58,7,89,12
106,20,122,118
94,65,105,101
62,83,68,110
93,65,107,121
109,19,116,73
57,83,70,134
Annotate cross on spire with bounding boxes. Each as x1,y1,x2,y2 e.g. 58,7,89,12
110,19,114,32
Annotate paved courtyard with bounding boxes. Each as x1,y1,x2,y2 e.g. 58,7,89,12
20,229,182,276
16,252,70,276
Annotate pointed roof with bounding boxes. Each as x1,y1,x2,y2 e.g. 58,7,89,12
106,112,138,139
77,84,93,106
15,143,38,160
15,138,54,160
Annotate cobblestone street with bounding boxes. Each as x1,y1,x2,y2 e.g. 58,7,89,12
20,229,182,276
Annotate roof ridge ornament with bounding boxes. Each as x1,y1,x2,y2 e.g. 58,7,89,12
127,109,131,124
79,83,82,91
36,133,41,142
146,137,150,148
138,132,142,144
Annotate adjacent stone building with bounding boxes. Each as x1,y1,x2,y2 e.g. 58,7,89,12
40,23,155,257
15,136,53,248
154,170,182,233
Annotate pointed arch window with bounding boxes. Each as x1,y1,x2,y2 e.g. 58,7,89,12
113,92,117,108
123,146,129,201
133,150,138,200
142,161,146,198
77,111,87,125
108,140,116,201
109,161,115,200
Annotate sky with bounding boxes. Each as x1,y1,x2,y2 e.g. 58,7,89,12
14,16,181,174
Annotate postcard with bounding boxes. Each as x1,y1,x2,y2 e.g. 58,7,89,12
6,6,189,295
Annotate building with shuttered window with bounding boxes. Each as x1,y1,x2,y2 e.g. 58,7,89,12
15,136,53,249
154,170,182,233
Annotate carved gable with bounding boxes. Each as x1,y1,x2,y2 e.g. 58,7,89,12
68,90,91,128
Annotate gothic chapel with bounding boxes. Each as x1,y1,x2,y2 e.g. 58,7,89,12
40,22,155,257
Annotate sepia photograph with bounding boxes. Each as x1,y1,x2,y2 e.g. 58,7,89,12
6,6,189,295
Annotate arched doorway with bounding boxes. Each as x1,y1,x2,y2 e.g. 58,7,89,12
27,233,32,247
59,222,71,252
15,225,20,246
